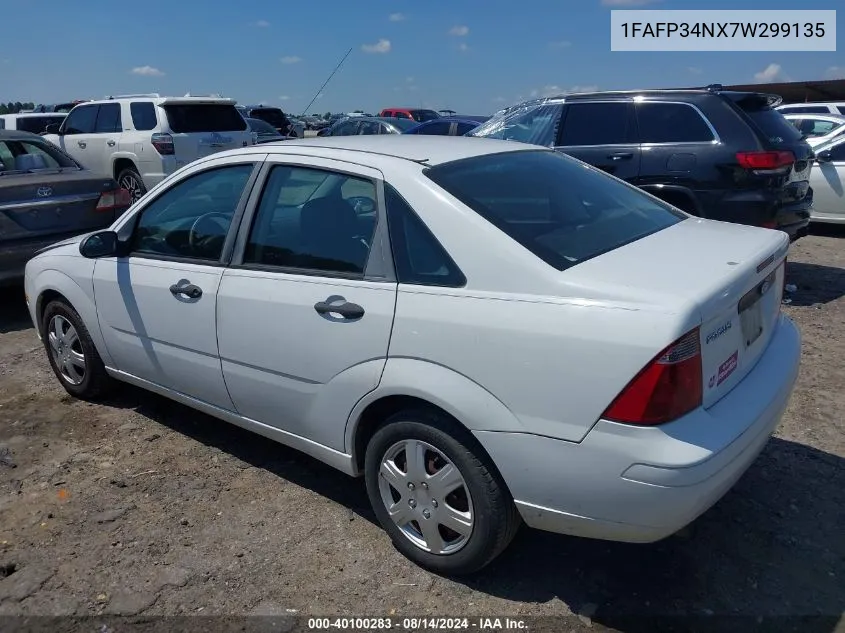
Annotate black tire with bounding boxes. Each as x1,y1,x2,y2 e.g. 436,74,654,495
41,300,113,400
364,409,521,575
116,166,147,203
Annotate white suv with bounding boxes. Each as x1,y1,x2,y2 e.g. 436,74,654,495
776,101,845,115
43,94,252,202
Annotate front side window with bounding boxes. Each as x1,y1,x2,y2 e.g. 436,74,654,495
95,103,122,134
130,102,158,131
471,103,562,147
358,121,381,135
821,139,845,161
426,150,685,271
244,165,377,276
636,102,715,143
131,165,254,261
558,102,633,146
62,105,98,135
333,120,359,136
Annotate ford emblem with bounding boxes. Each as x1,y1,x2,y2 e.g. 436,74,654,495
36,186,53,198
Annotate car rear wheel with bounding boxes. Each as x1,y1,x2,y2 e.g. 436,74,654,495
364,409,521,575
117,167,147,203
42,300,113,400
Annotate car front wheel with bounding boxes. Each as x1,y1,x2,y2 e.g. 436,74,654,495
41,300,113,400
364,409,521,575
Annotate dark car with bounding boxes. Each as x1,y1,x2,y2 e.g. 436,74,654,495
469,86,814,240
245,117,288,144
236,105,299,137
317,116,418,137
379,108,442,123
404,117,484,136
0,130,131,284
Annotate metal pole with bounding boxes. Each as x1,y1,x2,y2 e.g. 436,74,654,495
301,47,353,116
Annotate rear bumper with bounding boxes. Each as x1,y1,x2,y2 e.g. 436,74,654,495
474,315,801,543
701,190,812,239
0,234,82,285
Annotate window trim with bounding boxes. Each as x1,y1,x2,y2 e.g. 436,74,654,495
229,157,395,283
119,161,263,267
555,100,635,149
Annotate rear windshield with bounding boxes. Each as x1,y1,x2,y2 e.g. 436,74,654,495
163,104,248,133
410,109,441,122
734,97,804,146
249,108,289,128
247,118,279,134
425,150,685,271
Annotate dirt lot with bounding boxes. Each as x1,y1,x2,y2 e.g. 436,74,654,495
0,228,843,632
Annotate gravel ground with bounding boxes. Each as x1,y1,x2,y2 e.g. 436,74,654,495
0,227,843,633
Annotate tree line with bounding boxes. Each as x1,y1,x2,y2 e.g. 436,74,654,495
0,102,36,114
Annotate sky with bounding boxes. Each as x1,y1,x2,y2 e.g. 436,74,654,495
1,0,841,116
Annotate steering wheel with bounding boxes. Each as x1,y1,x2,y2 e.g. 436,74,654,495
188,212,231,252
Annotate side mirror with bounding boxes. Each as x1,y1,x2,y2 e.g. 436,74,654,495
44,123,62,135
816,150,833,163
79,231,120,258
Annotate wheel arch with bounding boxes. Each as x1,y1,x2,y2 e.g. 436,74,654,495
112,154,140,181
345,358,526,475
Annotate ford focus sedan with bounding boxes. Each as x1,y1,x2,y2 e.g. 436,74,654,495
24,136,801,575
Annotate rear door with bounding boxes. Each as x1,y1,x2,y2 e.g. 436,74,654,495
555,101,641,180
158,100,250,165
0,138,118,244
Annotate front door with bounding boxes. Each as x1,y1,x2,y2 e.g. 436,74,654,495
93,159,261,409
55,104,100,173
812,138,845,220
216,157,397,450
555,101,641,180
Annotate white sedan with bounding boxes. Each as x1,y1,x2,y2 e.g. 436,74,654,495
24,136,801,574
809,136,845,224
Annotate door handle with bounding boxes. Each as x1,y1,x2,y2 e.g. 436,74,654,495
107,140,116,147
169,283,203,299
608,152,633,160
314,297,365,319
77,141,87,148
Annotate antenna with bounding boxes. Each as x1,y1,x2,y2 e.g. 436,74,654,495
301,47,353,116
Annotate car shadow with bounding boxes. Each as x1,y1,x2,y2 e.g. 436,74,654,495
785,260,845,306
809,223,845,239
101,387,843,630
0,285,33,334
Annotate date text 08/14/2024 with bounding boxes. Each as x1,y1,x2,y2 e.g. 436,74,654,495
307,617,527,630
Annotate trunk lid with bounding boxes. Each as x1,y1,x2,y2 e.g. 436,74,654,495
564,218,789,409
0,171,121,243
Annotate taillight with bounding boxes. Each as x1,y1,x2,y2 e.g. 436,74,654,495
95,188,132,211
151,132,174,155
736,150,794,173
602,328,703,426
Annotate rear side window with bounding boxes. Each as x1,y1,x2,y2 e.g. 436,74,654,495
735,97,804,146
385,184,465,287
163,104,248,133
131,102,158,130
636,102,715,143
95,103,122,133
426,150,685,271
559,102,633,146
16,116,64,134
838,106,845,115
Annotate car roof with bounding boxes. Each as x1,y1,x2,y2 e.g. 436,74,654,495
0,129,49,141
783,112,845,121
256,135,540,166
382,107,438,112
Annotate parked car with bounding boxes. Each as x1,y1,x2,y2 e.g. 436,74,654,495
32,101,89,114
246,117,288,144
470,87,814,240
379,108,442,123
301,115,330,131
43,94,252,203
808,136,845,224
317,116,417,136
236,105,303,138
0,130,130,284
24,135,800,574
783,113,845,148
404,117,483,136
776,101,845,115
0,113,67,135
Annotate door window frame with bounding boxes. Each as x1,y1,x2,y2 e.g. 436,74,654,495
228,155,395,283
112,155,265,266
